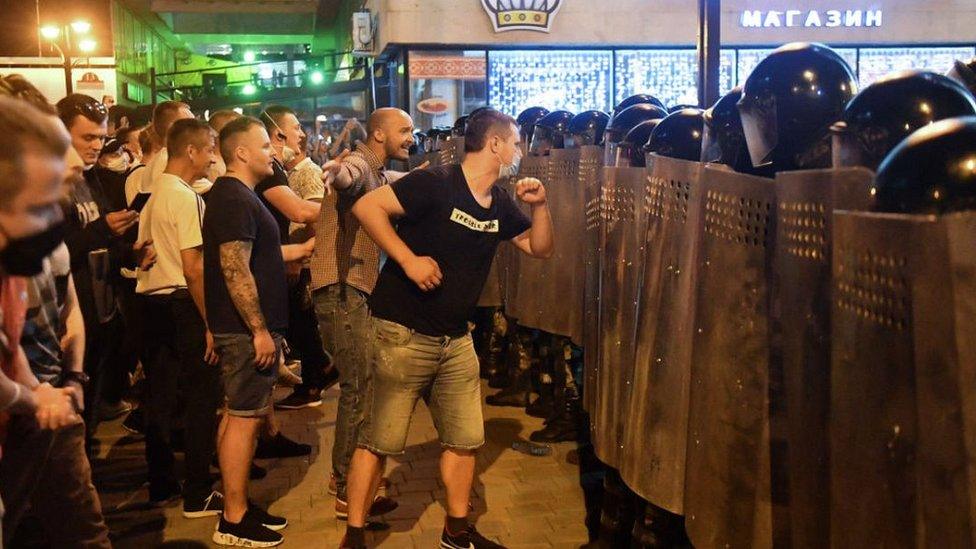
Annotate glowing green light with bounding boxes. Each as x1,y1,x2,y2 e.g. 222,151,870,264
309,71,324,85
243,50,256,63
242,83,257,95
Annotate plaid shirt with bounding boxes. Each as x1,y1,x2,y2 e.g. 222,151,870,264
310,144,403,294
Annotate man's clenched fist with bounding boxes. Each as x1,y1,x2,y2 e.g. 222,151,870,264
515,177,547,205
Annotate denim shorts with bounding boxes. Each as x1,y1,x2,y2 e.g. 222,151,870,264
359,318,484,455
213,332,283,417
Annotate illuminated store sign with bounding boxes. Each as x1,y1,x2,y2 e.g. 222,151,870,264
741,9,883,28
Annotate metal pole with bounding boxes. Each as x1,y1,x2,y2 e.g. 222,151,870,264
64,55,73,95
697,0,721,107
150,67,158,106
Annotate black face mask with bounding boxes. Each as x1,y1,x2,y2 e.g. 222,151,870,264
0,222,65,276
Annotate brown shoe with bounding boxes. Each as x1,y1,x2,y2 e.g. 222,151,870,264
335,496,399,520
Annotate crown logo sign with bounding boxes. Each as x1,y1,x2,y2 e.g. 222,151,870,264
481,0,563,33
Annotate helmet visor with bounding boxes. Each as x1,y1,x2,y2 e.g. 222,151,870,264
701,122,723,164
530,125,558,156
739,97,779,168
614,142,644,168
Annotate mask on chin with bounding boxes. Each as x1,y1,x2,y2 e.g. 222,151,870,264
280,144,298,164
103,154,129,173
497,149,522,180
0,222,66,276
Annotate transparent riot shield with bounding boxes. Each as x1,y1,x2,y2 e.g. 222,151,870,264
620,155,704,515
518,148,585,343
769,168,873,548
830,211,976,548
504,155,549,325
593,166,650,469
683,165,776,549
581,146,604,413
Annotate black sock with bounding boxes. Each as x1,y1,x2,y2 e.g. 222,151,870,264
344,526,365,546
446,514,469,535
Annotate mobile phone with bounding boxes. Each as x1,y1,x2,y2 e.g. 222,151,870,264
129,192,151,213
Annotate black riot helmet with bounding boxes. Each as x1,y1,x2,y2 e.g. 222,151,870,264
613,94,667,117
832,71,976,171
645,108,705,162
616,119,661,168
669,104,699,114
874,117,976,214
566,110,610,148
452,115,468,137
516,106,550,145
409,129,427,155
604,103,669,164
703,88,745,165
946,58,976,97
738,42,857,173
529,110,574,156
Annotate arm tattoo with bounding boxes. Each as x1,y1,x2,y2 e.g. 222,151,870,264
219,240,268,334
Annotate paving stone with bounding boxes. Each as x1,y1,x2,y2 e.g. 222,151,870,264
89,382,587,548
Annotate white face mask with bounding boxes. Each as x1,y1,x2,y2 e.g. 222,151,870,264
280,144,298,163
497,147,522,180
264,111,299,163
104,154,128,173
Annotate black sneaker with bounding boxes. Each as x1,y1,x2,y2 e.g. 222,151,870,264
274,388,323,410
183,491,223,519
254,433,311,459
213,510,283,547
441,525,506,549
248,501,288,531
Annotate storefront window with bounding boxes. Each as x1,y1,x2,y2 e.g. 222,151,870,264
615,49,736,108
857,46,976,86
409,50,487,130
488,50,613,116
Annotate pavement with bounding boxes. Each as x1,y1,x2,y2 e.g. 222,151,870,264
84,381,590,548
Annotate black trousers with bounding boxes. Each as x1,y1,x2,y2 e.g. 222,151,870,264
141,292,221,502
83,312,126,441
289,269,330,391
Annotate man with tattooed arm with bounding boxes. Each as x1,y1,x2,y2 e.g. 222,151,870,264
202,116,314,547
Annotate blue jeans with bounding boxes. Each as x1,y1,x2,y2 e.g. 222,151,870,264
360,318,485,456
313,284,373,500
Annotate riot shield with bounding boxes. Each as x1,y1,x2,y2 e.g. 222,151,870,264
504,155,549,324
830,211,976,547
769,168,874,548
620,155,704,515
519,149,585,344
581,146,604,413
477,254,504,308
683,166,776,549
593,166,650,469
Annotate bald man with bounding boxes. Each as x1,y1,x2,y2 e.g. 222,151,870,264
308,108,415,520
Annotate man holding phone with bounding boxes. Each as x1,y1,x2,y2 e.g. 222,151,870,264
135,118,223,509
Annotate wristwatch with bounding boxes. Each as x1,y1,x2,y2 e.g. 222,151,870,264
62,370,90,388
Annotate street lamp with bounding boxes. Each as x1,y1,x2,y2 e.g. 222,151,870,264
39,20,95,95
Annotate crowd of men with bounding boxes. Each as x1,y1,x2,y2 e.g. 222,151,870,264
0,70,552,549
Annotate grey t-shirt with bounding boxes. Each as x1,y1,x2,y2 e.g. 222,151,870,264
22,245,71,383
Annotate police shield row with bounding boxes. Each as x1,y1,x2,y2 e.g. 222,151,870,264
432,43,976,548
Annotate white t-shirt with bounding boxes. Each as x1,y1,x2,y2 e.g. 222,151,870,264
125,148,212,206
135,173,205,296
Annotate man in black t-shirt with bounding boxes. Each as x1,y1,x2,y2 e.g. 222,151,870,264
203,116,313,547
340,109,554,549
